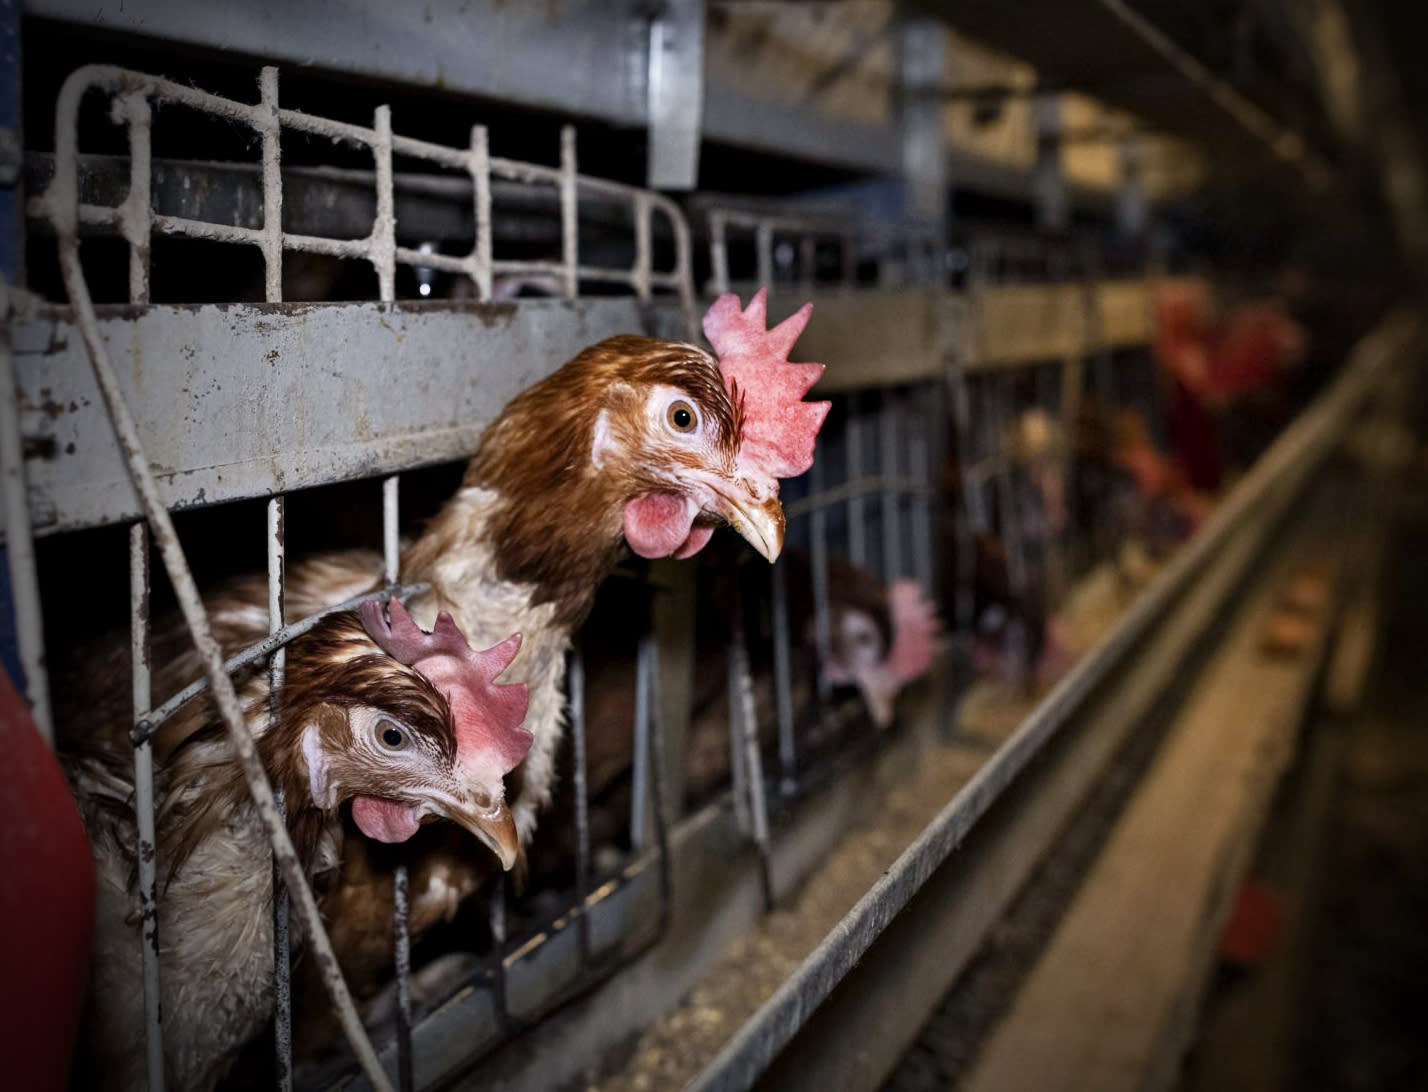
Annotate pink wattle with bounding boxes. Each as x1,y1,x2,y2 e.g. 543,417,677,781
624,494,697,558
351,796,422,843
674,523,715,559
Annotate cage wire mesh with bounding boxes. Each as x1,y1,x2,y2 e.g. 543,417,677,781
21,63,703,1091
703,202,942,893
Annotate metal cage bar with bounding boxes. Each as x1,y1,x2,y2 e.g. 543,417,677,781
32,66,695,315
27,60,707,1092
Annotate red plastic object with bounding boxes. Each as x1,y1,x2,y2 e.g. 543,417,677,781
0,671,95,1092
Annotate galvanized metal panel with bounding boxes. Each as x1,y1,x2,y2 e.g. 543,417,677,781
24,0,1129,209
755,288,948,392
8,297,688,535
25,0,650,125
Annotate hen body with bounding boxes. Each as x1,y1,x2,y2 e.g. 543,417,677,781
60,555,507,1091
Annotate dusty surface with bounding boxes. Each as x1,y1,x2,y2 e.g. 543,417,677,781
593,561,1148,1092
1177,499,1428,1092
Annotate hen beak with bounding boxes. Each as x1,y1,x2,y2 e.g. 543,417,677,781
711,483,786,563
854,668,900,730
446,799,521,871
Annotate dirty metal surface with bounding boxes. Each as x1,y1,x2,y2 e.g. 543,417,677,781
6,297,688,536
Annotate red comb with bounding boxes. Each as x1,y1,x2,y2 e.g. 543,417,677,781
703,288,830,479
885,580,943,685
360,599,532,777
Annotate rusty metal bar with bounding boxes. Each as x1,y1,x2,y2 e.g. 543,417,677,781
116,92,152,305
129,522,164,1092
267,495,292,1092
259,67,282,303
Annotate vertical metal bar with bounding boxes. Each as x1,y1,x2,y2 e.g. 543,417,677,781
130,522,164,1092
0,0,34,723
770,558,797,797
263,80,288,1068
710,214,730,295
470,125,493,300
899,17,949,226
995,374,1029,597
644,636,674,934
371,105,396,302
910,391,934,594
630,635,652,853
946,308,980,636
0,325,51,741
846,391,866,567
568,649,592,964
1034,93,1068,233
755,221,773,289
560,126,578,300
380,474,412,1080
52,226,393,1092
730,593,773,910
392,866,413,1092
633,192,653,302
1116,135,1147,245
267,496,292,1092
879,390,900,584
488,875,509,1033
725,618,750,833
259,68,283,303
118,93,152,305
809,457,833,704
645,0,705,191
382,477,400,584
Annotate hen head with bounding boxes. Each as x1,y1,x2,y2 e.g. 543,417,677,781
595,288,829,562
283,603,531,870
468,288,828,586
821,577,942,728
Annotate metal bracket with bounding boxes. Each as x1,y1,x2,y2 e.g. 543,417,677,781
647,0,705,191
1033,93,1068,232
898,17,947,227
1116,135,1148,242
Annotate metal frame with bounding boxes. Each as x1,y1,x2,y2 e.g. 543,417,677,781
6,52,1227,1092
22,62,699,1092
683,305,1417,1092
706,202,940,884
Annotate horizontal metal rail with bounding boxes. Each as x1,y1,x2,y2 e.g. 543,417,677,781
686,307,1418,1092
783,474,930,520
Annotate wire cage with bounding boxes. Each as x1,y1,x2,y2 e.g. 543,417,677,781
696,199,945,896
948,231,1158,686
1,47,1193,1092
14,62,705,1092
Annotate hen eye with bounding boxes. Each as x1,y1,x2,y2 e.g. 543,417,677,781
376,720,407,750
666,400,697,434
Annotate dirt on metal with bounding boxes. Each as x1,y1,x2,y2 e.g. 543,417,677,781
593,558,1148,1092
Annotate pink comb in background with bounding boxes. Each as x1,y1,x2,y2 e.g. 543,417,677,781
886,580,943,685
360,599,533,775
703,287,831,479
